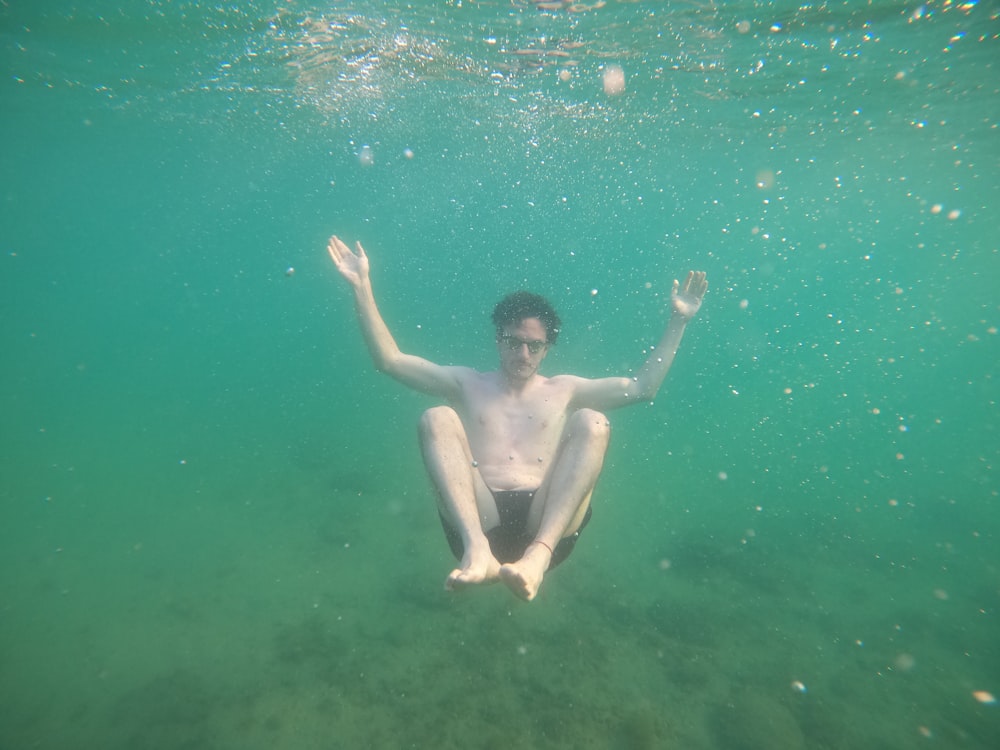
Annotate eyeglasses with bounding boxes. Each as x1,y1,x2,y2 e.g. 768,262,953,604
499,334,548,354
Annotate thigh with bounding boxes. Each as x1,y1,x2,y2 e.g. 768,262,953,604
472,471,501,530
422,406,501,529
525,409,608,535
526,487,594,537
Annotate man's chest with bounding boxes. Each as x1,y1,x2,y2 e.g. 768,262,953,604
460,383,572,439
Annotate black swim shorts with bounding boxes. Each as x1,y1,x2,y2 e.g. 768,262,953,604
439,489,592,569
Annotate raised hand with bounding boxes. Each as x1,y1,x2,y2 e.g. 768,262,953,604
327,235,370,288
671,271,708,320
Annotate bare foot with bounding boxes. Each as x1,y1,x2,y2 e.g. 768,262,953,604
445,544,501,591
499,542,552,601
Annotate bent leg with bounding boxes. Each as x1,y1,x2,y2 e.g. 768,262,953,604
500,408,610,601
419,406,501,590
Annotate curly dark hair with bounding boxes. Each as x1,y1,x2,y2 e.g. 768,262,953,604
491,291,562,344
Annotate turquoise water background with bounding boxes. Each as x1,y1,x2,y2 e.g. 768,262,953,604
2,1,997,748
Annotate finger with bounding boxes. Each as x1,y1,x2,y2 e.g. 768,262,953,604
355,241,367,258
672,278,680,295
328,235,351,263
685,271,704,296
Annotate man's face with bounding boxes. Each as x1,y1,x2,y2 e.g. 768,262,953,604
497,317,550,382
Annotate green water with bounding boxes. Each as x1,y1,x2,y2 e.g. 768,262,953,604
1,1,997,748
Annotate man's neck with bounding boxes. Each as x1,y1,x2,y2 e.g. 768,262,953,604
497,370,539,395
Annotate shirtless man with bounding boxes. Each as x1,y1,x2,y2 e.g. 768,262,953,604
327,235,707,601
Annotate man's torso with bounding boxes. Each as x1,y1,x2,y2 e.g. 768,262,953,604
453,369,577,491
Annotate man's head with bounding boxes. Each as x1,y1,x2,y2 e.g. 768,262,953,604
492,291,561,344
492,292,561,383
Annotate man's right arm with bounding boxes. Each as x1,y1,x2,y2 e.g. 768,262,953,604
565,270,708,412
327,235,463,399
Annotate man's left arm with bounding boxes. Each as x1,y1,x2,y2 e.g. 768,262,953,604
569,271,708,411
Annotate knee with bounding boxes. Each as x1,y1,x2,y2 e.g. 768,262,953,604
418,405,461,439
570,408,611,445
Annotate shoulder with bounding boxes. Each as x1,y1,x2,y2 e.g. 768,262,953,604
555,373,636,411
546,373,589,388
452,365,489,382
450,366,495,391
540,373,589,395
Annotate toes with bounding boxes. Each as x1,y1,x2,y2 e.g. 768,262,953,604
445,569,467,590
500,565,537,601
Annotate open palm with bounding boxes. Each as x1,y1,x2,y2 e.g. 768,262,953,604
671,271,708,320
327,235,370,287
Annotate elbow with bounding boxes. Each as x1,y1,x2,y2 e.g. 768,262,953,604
629,378,659,403
632,388,657,404
366,342,401,375
372,357,397,376
372,350,404,378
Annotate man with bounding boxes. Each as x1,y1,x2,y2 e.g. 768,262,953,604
327,235,707,601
